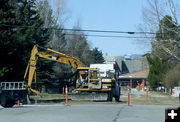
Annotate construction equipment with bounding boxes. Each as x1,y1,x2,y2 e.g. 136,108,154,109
0,45,120,107
0,81,28,107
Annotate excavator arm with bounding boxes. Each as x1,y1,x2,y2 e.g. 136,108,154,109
24,45,84,93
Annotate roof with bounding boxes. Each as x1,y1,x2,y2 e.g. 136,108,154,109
119,69,149,79
104,56,149,73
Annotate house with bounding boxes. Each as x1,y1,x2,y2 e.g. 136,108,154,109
104,55,149,74
118,69,149,88
104,55,149,88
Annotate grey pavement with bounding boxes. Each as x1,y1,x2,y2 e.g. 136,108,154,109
0,104,166,122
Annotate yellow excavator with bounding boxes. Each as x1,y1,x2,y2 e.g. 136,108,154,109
24,45,120,102
0,45,120,107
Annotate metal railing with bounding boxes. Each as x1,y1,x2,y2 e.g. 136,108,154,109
0,81,26,90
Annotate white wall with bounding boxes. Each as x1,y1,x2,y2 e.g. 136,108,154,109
90,63,115,77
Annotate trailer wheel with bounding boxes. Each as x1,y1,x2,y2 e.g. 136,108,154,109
6,100,15,108
1,94,7,107
1,94,15,108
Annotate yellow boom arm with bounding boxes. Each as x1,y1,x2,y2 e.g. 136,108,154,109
24,45,84,90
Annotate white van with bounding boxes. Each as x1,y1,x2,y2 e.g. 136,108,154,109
172,87,180,97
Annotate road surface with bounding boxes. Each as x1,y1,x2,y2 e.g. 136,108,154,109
0,104,166,122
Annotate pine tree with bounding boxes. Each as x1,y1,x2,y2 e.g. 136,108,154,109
91,47,104,63
0,0,20,80
0,0,52,83
156,15,179,41
147,56,167,88
19,0,54,86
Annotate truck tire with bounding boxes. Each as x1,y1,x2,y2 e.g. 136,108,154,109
1,94,15,108
114,83,120,102
107,91,113,102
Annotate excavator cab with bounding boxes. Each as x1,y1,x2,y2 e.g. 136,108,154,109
76,67,89,88
75,67,102,91
88,68,101,89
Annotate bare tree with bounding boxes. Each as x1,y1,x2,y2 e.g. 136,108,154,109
138,0,180,88
36,0,55,27
66,23,93,66
36,0,69,52
36,0,71,85
163,63,180,88
138,0,180,60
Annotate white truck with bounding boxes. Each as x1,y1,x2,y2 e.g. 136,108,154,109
90,61,121,78
90,62,121,101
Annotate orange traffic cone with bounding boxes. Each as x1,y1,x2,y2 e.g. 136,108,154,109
17,100,20,106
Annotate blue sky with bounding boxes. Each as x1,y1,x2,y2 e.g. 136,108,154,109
64,0,151,56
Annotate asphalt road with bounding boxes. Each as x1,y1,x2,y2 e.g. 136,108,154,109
0,104,166,122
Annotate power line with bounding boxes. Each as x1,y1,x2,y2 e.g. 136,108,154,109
63,28,156,35
65,33,155,39
0,24,158,35
0,24,157,38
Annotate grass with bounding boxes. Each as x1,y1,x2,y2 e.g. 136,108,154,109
150,91,169,96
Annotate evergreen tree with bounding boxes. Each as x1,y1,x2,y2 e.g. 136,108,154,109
0,0,20,80
147,56,167,88
0,0,52,83
156,15,179,41
91,47,104,63
15,0,52,84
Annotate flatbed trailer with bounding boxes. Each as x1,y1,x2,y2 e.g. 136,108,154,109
0,81,28,107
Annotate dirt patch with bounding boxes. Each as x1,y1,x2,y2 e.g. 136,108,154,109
29,91,180,106
121,90,180,106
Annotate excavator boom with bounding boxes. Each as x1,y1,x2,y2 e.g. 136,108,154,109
24,45,84,88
